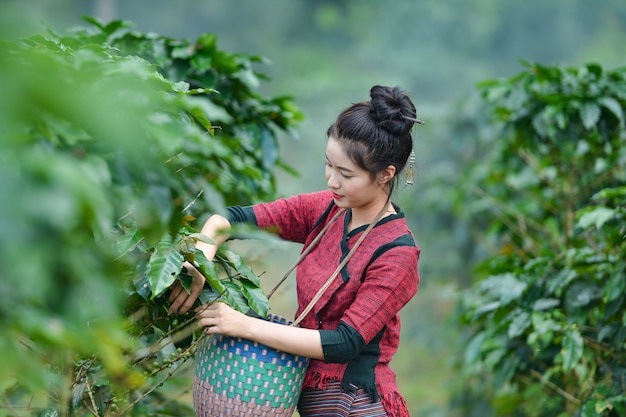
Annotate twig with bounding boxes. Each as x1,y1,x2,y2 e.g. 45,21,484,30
529,368,581,405
117,335,205,415
83,378,101,417
132,319,197,366
133,283,225,365
183,189,203,212
582,335,625,364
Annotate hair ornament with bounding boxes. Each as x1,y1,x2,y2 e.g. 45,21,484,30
401,114,425,125
405,149,416,185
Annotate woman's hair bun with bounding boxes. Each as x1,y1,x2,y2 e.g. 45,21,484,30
369,85,417,136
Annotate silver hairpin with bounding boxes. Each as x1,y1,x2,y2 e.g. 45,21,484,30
401,114,425,125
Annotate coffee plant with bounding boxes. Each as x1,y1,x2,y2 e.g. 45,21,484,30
0,17,302,417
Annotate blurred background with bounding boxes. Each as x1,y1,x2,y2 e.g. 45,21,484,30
4,1,625,416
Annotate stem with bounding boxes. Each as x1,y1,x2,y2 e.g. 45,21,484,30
182,189,203,212
133,286,225,366
529,369,581,405
117,335,205,416
132,317,197,366
83,378,102,417
582,335,626,364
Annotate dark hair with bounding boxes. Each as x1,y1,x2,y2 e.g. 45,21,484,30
327,85,419,195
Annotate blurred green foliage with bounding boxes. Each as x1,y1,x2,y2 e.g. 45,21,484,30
0,17,301,417
455,62,626,416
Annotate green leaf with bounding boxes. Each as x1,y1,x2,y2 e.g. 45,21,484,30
43,408,59,417
188,233,214,245
528,312,562,347
533,298,560,311
603,268,626,303
560,327,583,371
577,206,615,229
581,398,597,417
239,283,269,318
494,354,520,386
508,311,531,338
116,227,144,255
547,269,577,296
601,394,626,415
234,67,260,89
221,280,253,313
172,81,190,93
474,301,501,317
492,391,523,415
591,186,626,201
133,270,151,301
194,252,251,313
579,102,601,130
599,96,625,127
498,273,528,304
464,331,487,366
219,249,262,288
598,324,615,343
149,240,184,298
564,280,602,309
176,235,196,256
196,32,217,51
199,270,244,311
186,96,232,124
199,284,221,304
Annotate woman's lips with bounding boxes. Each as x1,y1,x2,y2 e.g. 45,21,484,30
332,192,343,199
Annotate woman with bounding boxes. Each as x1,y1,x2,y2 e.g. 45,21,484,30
168,85,422,417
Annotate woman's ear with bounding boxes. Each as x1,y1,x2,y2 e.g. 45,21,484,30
377,165,396,184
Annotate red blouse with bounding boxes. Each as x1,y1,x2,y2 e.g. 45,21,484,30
252,190,420,417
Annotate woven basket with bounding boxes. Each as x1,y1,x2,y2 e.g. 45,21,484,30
193,314,310,417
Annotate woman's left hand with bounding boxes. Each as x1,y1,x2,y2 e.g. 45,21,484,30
195,302,251,338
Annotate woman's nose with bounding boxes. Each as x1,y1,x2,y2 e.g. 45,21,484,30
327,172,339,189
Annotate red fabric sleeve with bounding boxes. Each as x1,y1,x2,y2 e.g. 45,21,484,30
252,190,334,244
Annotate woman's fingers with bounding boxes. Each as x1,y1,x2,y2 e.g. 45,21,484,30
167,281,185,314
196,304,221,332
168,281,197,315
195,302,244,335
168,281,184,302
168,263,207,315
195,302,222,318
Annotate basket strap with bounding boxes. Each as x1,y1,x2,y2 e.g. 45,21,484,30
266,207,347,300
292,204,388,327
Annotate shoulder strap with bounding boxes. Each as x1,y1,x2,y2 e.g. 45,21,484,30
291,205,386,327
266,207,346,299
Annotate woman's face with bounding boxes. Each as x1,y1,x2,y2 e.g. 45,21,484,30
325,136,388,211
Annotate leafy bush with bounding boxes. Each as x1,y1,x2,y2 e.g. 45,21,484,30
0,18,302,416
456,62,626,416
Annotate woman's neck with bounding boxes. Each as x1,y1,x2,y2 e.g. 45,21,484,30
349,202,395,231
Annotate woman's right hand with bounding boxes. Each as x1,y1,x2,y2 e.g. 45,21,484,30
168,261,206,314
167,214,232,315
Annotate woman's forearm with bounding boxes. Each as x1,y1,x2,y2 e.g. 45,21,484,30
196,214,231,261
242,316,324,360
197,302,324,360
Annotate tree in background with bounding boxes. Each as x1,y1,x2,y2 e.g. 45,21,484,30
455,62,626,416
0,17,301,416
